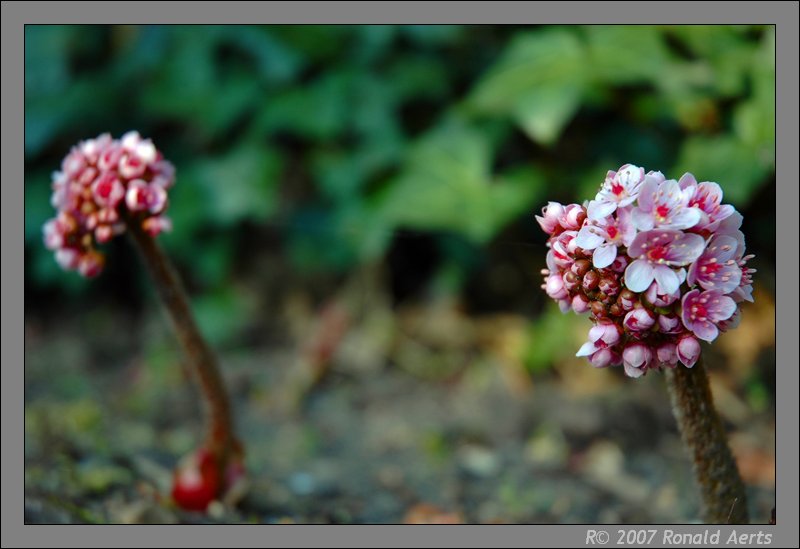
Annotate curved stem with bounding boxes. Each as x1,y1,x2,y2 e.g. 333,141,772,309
664,356,749,523
125,219,238,462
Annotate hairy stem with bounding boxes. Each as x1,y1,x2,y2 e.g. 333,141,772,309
125,219,238,462
665,357,749,523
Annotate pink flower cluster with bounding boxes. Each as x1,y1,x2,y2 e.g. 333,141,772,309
537,164,755,378
42,132,175,277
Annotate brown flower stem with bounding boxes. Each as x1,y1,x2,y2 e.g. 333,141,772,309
664,356,749,524
125,217,239,464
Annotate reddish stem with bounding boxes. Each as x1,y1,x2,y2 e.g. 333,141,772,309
664,356,749,523
125,217,239,464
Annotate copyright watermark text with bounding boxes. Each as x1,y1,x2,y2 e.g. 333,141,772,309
585,529,773,545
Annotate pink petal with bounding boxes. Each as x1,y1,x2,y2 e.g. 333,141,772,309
623,362,645,378
631,208,654,231
576,341,599,357
592,243,617,269
692,320,719,343
624,259,655,292
678,172,697,190
667,207,702,230
653,265,680,295
575,226,605,250
709,294,737,322
587,200,616,221
636,177,658,211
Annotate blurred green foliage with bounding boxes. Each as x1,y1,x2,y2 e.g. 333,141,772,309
25,25,774,329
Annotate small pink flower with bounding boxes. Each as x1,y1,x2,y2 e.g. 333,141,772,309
557,204,586,231
588,347,620,368
622,342,653,378
644,281,680,308
77,250,105,278
623,308,656,332
589,321,622,348
91,172,126,208
545,274,568,300
679,175,735,232
656,314,682,334
681,289,736,342
55,248,81,270
632,176,701,231
550,230,578,269
676,335,701,368
587,164,645,220
535,202,565,235
656,342,678,368
97,143,124,172
126,179,168,214
686,234,741,293
572,294,591,314
625,230,705,294
575,206,635,268
730,234,756,303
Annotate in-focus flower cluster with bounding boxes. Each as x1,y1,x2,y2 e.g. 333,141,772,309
43,132,175,277
537,164,755,378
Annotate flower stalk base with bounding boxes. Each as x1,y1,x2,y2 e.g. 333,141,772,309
664,356,749,524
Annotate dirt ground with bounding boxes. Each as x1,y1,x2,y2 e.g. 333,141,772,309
23,274,776,525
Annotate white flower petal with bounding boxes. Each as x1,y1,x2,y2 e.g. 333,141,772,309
624,259,655,292
592,243,617,269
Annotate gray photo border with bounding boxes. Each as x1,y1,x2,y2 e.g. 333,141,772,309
3,1,797,547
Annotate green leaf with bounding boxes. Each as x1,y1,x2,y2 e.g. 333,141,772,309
184,145,283,227
382,124,542,242
470,29,585,112
468,29,587,146
584,25,672,85
513,85,582,146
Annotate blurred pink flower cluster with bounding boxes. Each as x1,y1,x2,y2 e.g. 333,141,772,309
537,164,755,378
42,132,175,277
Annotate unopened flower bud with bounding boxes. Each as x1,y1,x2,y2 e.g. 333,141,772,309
572,294,591,314
598,276,620,297
645,281,679,308
535,202,564,235
589,321,622,347
623,307,656,332
559,204,586,231
657,314,682,334
590,300,607,318
676,335,701,368
545,274,568,300
582,270,600,291
622,342,653,378
571,259,591,277
656,342,678,368
610,255,628,273
563,270,580,291
589,348,618,368
617,289,637,311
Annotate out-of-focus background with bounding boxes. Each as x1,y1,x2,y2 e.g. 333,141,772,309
25,25,775,524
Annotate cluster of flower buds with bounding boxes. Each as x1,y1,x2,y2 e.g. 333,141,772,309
42,132,175,277
537,164,755,378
